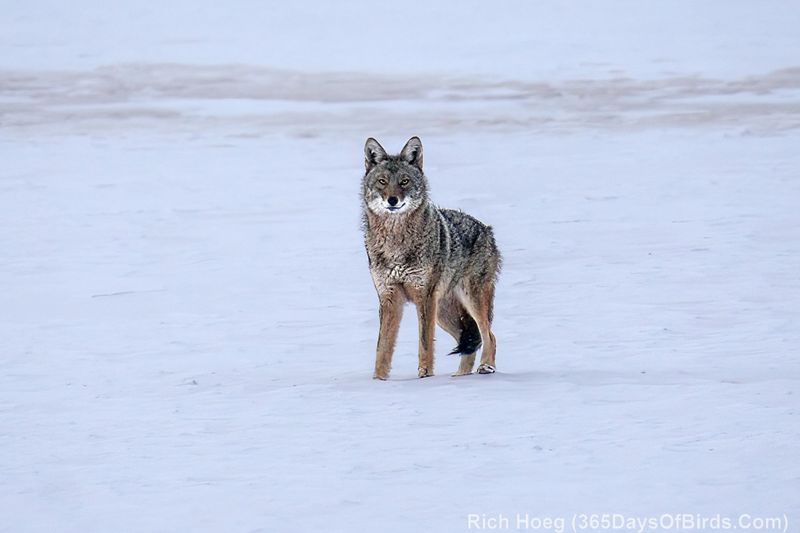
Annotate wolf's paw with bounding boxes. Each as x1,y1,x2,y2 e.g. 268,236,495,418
477,364,496,374
373,373,388,381
418,367,433,378
451,370,473,377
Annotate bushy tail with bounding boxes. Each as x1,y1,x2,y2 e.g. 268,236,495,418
448,314,482,355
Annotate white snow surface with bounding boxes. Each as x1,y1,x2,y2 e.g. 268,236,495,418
1,2,799,532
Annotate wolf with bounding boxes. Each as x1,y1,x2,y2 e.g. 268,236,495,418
361,136,501,380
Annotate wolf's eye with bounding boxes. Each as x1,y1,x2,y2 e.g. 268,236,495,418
377,178,388,186
400,178,410,187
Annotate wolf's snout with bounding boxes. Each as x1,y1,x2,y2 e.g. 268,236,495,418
387,196,399,206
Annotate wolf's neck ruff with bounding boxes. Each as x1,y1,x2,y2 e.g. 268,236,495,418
365,200,434,243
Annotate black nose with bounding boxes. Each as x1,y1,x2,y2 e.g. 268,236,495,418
387,196,399,206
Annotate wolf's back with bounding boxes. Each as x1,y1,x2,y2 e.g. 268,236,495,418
439,208,500,274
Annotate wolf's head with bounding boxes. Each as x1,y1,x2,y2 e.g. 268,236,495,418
362,137,428,216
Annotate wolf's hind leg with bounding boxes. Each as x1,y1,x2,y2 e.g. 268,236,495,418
437,295,480,376
458,281,497,374
454,353,477,376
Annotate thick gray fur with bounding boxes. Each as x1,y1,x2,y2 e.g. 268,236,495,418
361,136,501,379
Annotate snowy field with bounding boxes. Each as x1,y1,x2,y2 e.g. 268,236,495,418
2,2,799,532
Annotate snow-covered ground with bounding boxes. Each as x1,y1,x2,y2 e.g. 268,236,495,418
1,2,799,532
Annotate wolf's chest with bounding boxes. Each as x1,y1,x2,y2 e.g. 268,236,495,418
368,247,429,287
385,262,425,282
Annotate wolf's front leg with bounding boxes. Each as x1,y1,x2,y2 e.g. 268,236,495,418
414,289,438,378
374,289,404,380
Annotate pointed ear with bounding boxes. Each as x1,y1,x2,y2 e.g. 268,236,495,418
364,138,387,172
400,136,423,170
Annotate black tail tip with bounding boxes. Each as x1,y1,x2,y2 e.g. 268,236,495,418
448,331,482,356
